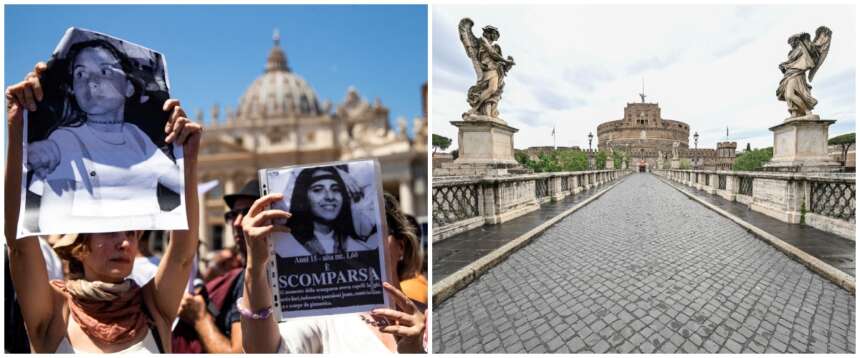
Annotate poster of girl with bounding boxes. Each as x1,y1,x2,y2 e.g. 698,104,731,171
19,27,186,236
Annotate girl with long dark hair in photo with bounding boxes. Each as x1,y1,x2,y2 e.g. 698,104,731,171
274,166,377,257
24,37,182,234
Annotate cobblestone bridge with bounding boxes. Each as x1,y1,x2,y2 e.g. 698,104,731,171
433,173,855,353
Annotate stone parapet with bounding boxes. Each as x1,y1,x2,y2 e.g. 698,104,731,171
653,169,855,240
432,169,633,242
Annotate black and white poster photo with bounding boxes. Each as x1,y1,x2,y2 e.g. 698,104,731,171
18,28,186,237
261,159,390,319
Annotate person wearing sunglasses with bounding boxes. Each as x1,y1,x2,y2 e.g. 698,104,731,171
172,179,259,353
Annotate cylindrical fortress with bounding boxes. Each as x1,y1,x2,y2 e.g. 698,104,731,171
597,102,690,154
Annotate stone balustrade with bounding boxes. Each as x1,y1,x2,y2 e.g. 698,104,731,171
432,169,632,242
653,169,855,240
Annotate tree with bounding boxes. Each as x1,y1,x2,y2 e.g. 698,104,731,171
828,132,855,167
432,134,452,153
745,143,751,152
612,150,624,169
679,159,692,170
514,150,530,165
451,149,459,160
534,152,561,172
733,147,773,171
558,149,588,171
595,151,608,170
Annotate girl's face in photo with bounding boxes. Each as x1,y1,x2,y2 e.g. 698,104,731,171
79,231,139,282
307,177,344,223
72,46,133,115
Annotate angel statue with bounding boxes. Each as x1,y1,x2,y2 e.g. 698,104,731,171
459,18,515,120
776,26,832,118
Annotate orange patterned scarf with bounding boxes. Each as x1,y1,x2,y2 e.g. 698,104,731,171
51,279,148,346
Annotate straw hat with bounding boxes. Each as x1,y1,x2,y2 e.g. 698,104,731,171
52,233,85,262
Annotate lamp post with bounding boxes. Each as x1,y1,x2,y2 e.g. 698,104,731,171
588,132,594,170
693,131,699,169
625,143,630,169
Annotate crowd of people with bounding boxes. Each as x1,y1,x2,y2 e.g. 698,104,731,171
5,60,428,353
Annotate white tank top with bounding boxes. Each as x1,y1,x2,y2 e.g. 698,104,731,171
54,330,160,354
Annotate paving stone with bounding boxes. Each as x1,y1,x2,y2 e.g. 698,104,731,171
433,174,855,353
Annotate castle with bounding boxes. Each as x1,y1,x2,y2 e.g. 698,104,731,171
596,95,736,172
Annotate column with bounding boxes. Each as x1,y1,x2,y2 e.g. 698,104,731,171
222,176,236,250
399,179,415,215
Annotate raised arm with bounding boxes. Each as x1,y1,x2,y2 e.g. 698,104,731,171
148,100,202,323
480,37,508,63
4,64,43,245
240,193,291,353
5,63,65,352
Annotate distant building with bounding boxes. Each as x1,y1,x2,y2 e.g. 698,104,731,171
432,152,454,168
828,142,856,170
596,95,735,172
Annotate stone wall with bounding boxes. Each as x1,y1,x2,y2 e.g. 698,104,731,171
597,102,690,153
653,169,855,240
432,169,633,242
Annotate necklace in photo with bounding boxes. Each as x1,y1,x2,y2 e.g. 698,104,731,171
86,123,127,145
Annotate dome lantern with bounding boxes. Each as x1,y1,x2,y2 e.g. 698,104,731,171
265,28,290,73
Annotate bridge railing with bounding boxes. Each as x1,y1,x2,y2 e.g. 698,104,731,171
652,169,855,240
432,169,633,242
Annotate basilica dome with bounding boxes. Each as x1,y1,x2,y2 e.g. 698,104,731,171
236,30,322,119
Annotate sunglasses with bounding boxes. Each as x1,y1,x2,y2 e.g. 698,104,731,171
224,207,250,223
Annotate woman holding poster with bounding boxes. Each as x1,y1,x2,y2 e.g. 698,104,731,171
5,62,201,353
239,192,427,353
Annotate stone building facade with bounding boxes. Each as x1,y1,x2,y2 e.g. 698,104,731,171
597,100,689,170
194,32,428,251
597,98,735,171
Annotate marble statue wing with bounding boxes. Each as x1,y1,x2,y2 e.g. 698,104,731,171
808,26,832,81
458,18,482,80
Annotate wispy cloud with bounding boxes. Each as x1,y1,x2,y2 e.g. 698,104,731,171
712,36,755,58
563,66,615,93
432,65,470,94
625,52,681,75
530,87,587,111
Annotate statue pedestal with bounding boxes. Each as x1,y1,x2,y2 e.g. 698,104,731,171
763,114,841,172
435,118,528,176
671,158,680,169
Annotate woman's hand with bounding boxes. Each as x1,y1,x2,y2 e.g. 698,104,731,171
241,193,291,269
371,282,426,353
178,293,208,324
6,62,46,127
334,167,364,203
163,99,203,160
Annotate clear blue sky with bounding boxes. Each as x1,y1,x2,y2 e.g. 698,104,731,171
5,4,427,136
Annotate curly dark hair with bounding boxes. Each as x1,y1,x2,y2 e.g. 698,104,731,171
287,166,358,254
